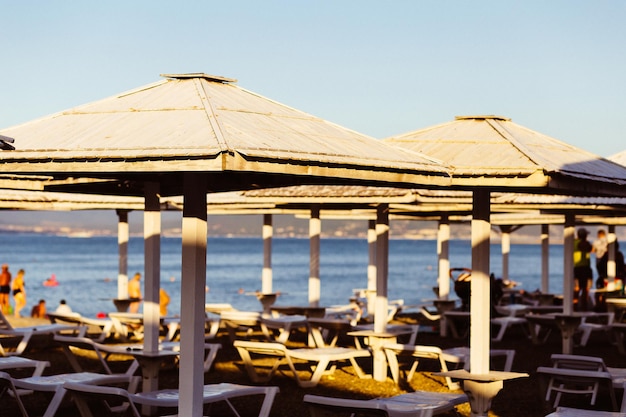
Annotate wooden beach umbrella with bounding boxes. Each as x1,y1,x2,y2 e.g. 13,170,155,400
0,73,452,416
384,115,626,410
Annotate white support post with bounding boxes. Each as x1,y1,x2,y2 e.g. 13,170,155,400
541,224,550,294
438,216,450,299
178,174,208,417
501,227,511,282
470,190,490,375
262,214,273,294
117,210,129,300
374,204,389,334
563,215,575,316
367,219,377,316
608,225,617,289
309,205,321,307
143,183,161,356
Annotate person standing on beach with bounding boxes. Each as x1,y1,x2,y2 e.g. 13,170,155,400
592,229,609,287
574,228,593,311
128,272,142,313
0,264,12,314
11,269,26,317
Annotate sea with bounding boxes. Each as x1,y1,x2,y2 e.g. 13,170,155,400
0,233,566,318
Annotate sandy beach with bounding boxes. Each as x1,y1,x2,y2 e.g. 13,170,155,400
2,312,626,416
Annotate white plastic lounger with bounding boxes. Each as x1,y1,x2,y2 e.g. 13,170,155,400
0,310,82,355
0,356,50,377
382,343,463,390
304,391,468,417
234,340,370,388
537,354,621,411
12,372,138,417
48,312,115,342
0,371,30,417
55,334,221,374
64,381,279,417
545,407,626,416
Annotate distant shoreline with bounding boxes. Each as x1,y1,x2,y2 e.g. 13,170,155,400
0,228,560,245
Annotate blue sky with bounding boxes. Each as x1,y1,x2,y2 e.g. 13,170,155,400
1,1,626,233
2,0,626,157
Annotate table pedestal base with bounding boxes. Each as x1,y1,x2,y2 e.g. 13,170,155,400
554,315,583,354
462,379,503,417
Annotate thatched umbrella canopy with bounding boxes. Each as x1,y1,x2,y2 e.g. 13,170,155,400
0,73,452,416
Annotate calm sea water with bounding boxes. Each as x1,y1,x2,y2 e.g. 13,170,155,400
0,234,566,318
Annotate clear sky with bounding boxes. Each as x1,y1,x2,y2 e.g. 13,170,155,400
2,0,626,158
1,1,626,234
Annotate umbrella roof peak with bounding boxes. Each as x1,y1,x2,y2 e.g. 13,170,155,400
160,73,237,84
454,115,511,122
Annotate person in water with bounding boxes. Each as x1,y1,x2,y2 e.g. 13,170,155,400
44,274,59,286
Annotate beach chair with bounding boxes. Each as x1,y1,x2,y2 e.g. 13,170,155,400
578,312,615,347
491,315,528,342
234,340,370,388
107,312,181,341
12,371,139,417
440,346,516,373
303,391,469,417
545,407,626,416
382,343,463,389
220,311,262,342
0,310,83,355
64,380,279,417
54,334,222,374
0,356,50,377
0,371,30,417
536,354,620,411
47,312,115,342
307,317,355,348
53,334,140,375
259,314,308,344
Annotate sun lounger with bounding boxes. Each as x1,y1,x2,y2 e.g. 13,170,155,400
221,311,262,342
491,316,528,342
64,380,279,417
54,334,221,374
0,356,49,377
0,310,83,355
12,372,138,417
440,346,516,373
47,312,115,342
234,340,370,388
578,312,614,347
304,391,469,417
0,371,30,417
383,343,516,390
545,407,626,416
53,334,140,375
537,354,621,411
382,343,463,389
307,317,354,347
260,314,308,344
107,312,181,341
